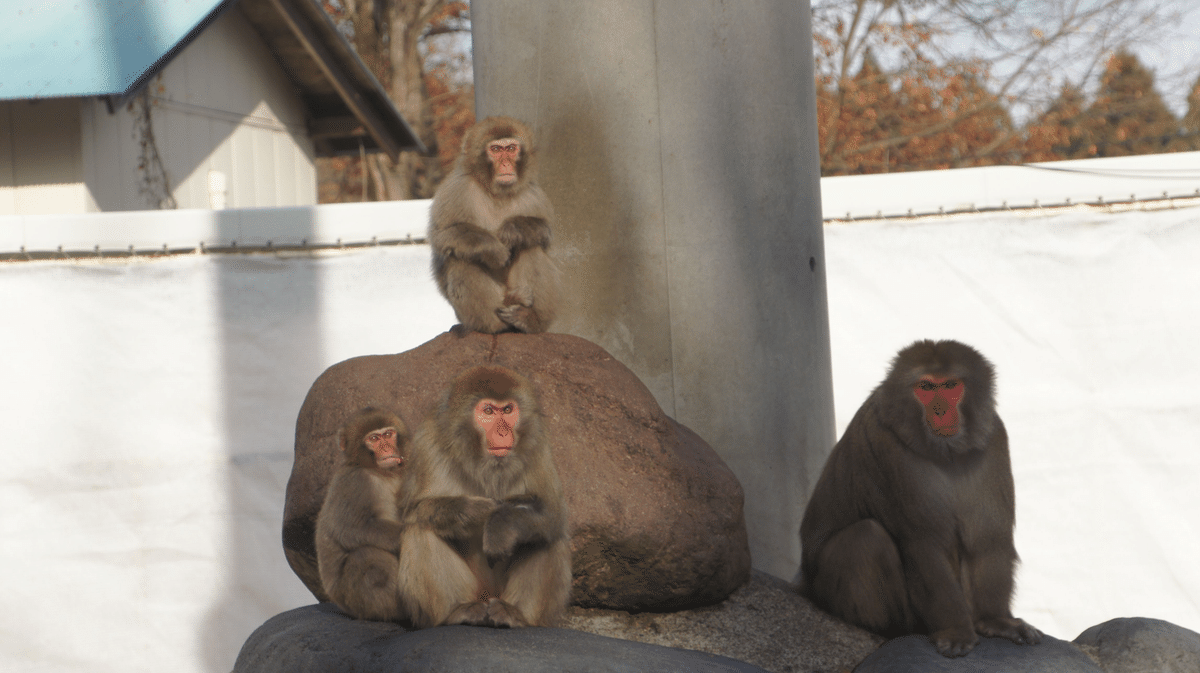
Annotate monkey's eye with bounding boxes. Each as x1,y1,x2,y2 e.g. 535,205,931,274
943,380,960,389
481,404,495,415
501,404,514,414
368,433,380,442
918,381,937,391
382,430,394,438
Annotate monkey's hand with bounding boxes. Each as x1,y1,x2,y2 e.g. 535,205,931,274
342,519,405,554
929,626,979,658
497,216,551,251
976,617,1043,646
413,496,498,539
482,495,544,562
438,222,511,269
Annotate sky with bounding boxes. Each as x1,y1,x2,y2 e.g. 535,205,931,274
948,1,1200,121
1133,3,1200,117
806,0,1200,124
437,2,1200,122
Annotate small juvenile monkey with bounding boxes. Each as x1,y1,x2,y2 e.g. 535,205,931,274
428,116,561,334
397,366,571,628
315,407,409,622
800,340,1042,657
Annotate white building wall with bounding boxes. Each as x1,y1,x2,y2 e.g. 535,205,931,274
77,6,316,212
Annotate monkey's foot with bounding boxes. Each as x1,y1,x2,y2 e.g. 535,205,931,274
495,304,545,333
929,627,978,657
485,598,529,628
977,617,1043,645
454,312,513,334
444,600,491,627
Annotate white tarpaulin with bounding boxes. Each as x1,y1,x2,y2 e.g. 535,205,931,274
0,245,456,672
1,202,1198,672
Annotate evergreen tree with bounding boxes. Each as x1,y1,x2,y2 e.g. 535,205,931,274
890,66,1019,171
1179,73,1200,151
1022,84,1089,161
1083,50,1179,157
818,52,906,174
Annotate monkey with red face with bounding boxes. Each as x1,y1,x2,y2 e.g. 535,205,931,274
428,116,561,334
800,340,1042,657
315,408,409,622
397,366,570,628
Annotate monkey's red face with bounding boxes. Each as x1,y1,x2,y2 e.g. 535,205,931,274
474,398,520,457
913,377,964,437
486,138,521,186
365,427,403,468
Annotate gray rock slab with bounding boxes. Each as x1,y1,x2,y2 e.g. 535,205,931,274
234,602,770,673
565,570,882,673
1074,617,1200,673
853,634,1102,673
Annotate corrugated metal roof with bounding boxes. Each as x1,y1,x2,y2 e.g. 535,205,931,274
0,0,232,100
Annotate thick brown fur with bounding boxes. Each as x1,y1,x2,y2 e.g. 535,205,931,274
428,116,561,334
315,408,409,622
799,340,1042,657
397,366,571,629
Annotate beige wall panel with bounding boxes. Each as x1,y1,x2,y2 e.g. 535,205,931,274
273,134,297,206
0,99,87,215
81,98,138,212
253,126,277,205
0,103,15,213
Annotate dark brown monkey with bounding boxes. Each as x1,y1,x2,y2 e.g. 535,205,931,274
315,408,408,621
428,116,561,334
799,340,1042,657
397,366,570,628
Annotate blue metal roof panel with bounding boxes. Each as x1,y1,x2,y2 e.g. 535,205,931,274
0,0,229,100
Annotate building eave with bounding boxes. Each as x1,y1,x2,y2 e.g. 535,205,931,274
238,0,426,160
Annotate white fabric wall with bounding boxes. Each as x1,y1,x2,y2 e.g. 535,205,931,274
1,202,1198,672
0,245,455,672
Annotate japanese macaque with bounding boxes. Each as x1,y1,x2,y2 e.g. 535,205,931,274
397,366,570,628
799,340,1042,657
428,116,561,334
315,408,409,622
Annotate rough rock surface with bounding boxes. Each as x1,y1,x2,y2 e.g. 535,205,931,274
233,602,771,673
852,634,1102,672
234,572,879,673
1073,617,1200,673
282,331,750,612
233,573,1200,673
565,571,882,673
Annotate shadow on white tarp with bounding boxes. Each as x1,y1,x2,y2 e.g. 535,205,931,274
0,245,456,672
0,205,1197,671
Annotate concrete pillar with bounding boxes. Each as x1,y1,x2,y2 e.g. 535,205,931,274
472,0,833,580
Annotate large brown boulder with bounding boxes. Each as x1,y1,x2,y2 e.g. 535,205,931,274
283,331,750,612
